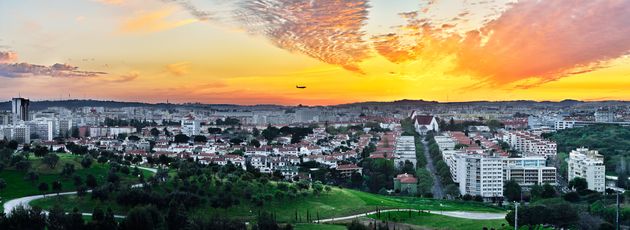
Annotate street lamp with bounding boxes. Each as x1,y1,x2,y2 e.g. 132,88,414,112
514,201,518,230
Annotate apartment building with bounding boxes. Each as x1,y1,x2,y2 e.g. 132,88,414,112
503,157,556,186
502,130,557,157
455,154,504,199
181,115,201,136
568,147,606,192
394,135,416,168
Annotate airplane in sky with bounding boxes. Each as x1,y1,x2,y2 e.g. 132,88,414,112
296,85,306,89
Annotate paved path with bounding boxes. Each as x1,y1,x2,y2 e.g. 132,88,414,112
421,140,444,198
3,166,157,216
316,208,506,223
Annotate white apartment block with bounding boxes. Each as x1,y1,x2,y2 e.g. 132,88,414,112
434,135,456,151
1,124,31,143
455,154,504,199
503,157,556,186
568,147,606,192
394,136,416,168
502,131,556,157
181,116,201,136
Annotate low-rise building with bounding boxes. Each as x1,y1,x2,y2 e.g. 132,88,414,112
394,173,417,194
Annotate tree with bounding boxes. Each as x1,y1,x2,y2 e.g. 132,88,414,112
617,170,628,189
166,203,187,230
262,126,280,142
530,184,543,200
81,156,93,169
47,205,68,230
24,171,39,184
43,153,60,169
34,146,48,157
445,184,460,198
0,178,6,192
51,181,62,195
193,135,207,143
86,174,98,188
150,128,160,137
504,180,522,202
38,182,49,195
61,163,75,177
123,206,163,230
207,127,221,134
569,177,588,192
174,134,189,143
15,160,31,172
541,183,557,198
128,135,140,141
250,139,261,148
312,181,324,196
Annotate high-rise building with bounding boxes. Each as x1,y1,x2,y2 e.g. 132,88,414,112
454,154,504,199
568,147,606,192
11,97,30,123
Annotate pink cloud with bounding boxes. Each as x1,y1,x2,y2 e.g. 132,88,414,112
0,51,18,63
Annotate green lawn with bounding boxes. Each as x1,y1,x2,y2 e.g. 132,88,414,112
191,188,504,223
30,194,129,214
293,223,346,230
0,154,151,206
368,211,509,230
31,186,505,222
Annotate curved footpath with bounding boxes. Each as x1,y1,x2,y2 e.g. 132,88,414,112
316,208,506,223
3,166,158,216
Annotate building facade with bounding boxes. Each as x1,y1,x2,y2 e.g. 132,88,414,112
568,147,606,192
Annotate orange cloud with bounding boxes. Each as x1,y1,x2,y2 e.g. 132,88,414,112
372,0,630,87
120,8,197,33
454,0,630,86
238,0,371,73
165,62,191,76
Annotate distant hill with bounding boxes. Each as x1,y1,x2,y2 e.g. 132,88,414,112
0,99,629,111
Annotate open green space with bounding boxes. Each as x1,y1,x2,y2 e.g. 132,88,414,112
368,211,508,230
0,154,151,206
293,223,346,230
33,186,505,222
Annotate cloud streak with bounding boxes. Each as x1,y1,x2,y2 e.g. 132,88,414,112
120,7,197,33
237,0,371,73
165,62,191,76
0,51,107,78
160,0,212,21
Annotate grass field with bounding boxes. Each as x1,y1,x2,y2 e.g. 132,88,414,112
192,187,505,222
293,223,346,230
368,211,509,230
0,154,151,206
32,186,505,222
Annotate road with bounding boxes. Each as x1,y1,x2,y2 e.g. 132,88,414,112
3,166,157,216
316,208,506,223
422,140,444,198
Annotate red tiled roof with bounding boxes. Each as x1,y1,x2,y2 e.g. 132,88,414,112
396,173,417,183
414,116,434,125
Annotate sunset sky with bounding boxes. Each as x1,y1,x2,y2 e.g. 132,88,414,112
1,0,629,105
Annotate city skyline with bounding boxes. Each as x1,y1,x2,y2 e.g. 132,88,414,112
1,0,630,105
